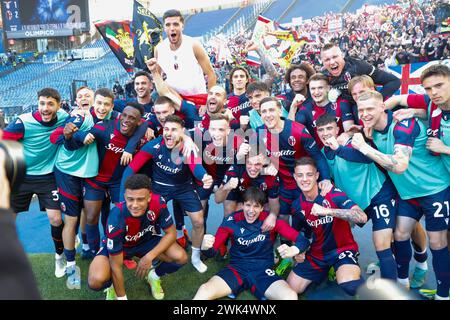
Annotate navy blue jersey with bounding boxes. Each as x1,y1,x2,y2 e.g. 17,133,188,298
276,90,312,112
255,119,330,189
291,187,358,258
192,128,244,184
114,98,154,121
70,118,147,183
227,93,252,119
105,193,173,255
210,210,309,269
223,164,280,199
121,136,206,191
296,97,354,148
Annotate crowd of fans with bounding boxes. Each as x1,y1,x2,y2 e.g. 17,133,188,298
204,0,448,93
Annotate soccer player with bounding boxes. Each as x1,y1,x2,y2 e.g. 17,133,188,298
292,73,354,148
287,157,367,296
352,90,450,300
227,66,252,128
147,57,237,130
276,63,315,111
155,9,216,97
114,71,154,120
255,97,332,218
3,88,68,278
246,81,289,130
193,187,310,300
315,113,397,280
65,102,146,259
88,174,187,300
215,151,280,225
320,43,400,104
120,115,213,273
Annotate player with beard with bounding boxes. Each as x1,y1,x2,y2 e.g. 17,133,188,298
155,9,216,103
120,115,213,273
114,71,154,121
3,88,69,279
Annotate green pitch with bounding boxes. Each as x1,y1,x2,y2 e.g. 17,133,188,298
28,254,257,300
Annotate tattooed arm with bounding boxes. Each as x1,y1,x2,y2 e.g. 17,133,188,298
351,132,411,174
311,203,367,224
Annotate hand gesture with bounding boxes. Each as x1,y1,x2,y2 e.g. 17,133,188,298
202,174,213,189
83,133,95,145
201,234,215,250
224,177,239,191
120,151,133,166
311,203,329,216
277,244,300,259
63,122,78,139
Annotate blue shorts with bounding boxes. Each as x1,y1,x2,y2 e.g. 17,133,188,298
279,186,301,216
293,249,360,283
84,178,120,203
217,264,282,300
153,182,203,213
97,236,162,259
54,168,84,218
226,190,242,202
398,187,450,232
364,179,397,231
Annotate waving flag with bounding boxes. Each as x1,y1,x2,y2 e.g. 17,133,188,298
132,0,163,70
386,60,450,94
95,20,135,72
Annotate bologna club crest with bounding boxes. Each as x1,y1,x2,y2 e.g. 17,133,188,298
288,136,296,147
147,210,156,221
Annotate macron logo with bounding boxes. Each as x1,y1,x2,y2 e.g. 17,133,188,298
108,225,114,233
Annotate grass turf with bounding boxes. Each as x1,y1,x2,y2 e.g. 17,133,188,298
28,253,258,300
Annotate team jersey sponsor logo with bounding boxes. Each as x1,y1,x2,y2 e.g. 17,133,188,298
205,150,233,162
267,149,296,157
426,128,439,137
106,143,125,154
237,234,266,246
229,101,251,114
156,161,182,174
125,224,156,242
306,215,334,228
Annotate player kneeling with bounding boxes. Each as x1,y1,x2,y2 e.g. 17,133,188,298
193,187,310,300
87,174,187,300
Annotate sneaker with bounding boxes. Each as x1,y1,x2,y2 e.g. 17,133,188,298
81,249,95,260
104,286,117,300
328,266,336,282
123,259,137,270
147,271,164,300
410,267,427,289
55,257,66,278
66,265,81,290
275,258,292,276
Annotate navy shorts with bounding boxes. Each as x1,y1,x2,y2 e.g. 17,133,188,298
279,186,301,216
217,264,282,300
11,173,60,213
54,168,84,217
84,178,120,204
226,189,242,202
364,179,397,231
153,182,203,213
398,186,450,232
293,249,360,283
97,236,162,259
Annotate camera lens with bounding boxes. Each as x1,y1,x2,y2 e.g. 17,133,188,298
0,140,26,193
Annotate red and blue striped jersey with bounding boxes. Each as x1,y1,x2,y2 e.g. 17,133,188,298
226,93,252,119
105,193,172,255
291,187,358,259
255,119,330,189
